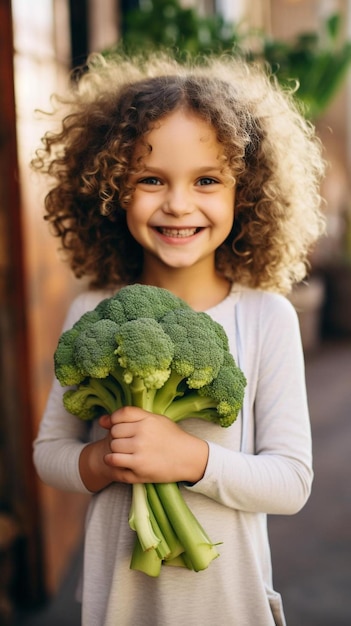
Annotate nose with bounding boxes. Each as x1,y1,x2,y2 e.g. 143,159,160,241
162,186,194,216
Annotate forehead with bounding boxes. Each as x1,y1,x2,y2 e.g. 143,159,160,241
135,109,222,161
153,109,216,140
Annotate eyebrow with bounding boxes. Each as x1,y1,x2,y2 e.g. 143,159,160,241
137,165,223,174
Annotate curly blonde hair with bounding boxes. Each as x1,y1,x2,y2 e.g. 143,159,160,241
32,52,326,294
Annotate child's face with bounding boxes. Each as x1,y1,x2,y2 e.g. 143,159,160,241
126,109,235,278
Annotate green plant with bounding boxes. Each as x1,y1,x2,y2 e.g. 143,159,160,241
109,2,351,120
118,0,242,57
248,13,351,120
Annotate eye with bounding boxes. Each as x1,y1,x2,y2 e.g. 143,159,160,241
138,176,162,185
196,177,219,186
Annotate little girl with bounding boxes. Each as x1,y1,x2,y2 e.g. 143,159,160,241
32,52,325,625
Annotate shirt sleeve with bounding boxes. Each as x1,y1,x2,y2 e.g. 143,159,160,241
186,292,313,515
33,292,104,494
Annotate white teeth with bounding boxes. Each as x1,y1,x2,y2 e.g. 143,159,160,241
159,227,198,237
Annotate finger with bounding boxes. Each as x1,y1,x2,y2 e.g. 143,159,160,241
110,422,136,440
104,452,135,473
109,437,134,454
112,466,140,484
102,451,136,483
110,406,147,425
99,414,112,430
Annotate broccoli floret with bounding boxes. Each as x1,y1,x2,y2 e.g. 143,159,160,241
73,308,102,331
73,319,120,379
159,308,226,388
54,310,105,387
54,328,86,386
96,284,189,325
58,318,132,412
68,317,176,413
115,318,174,409
151,308,238,420
54,283,246,577
162,351,246,428
199,351,247,427
63,377,122,419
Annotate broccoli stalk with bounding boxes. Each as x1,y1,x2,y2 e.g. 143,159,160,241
129,483,186,574
145,483,184,560
54,284,246,577
128,483,167,554
129,481,220,577
155,483,220,571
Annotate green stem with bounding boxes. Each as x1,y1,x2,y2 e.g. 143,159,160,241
100,375,125,409
164,553,192,569
148,504,171,560
110,365,133,406
88,378,120,414
155,483,220,572
163,392,216,422
130,536,162,577
128,377,157,412
152,370,185,415
128,483,160,552
145,483,184,560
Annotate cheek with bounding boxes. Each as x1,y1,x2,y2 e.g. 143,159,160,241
125,211,137,235
218,200,235,240
222,216,235,242
125,205,149,244
218,193,235,224
125,198,142,221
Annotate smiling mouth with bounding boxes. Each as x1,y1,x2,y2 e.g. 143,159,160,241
156,227,201,238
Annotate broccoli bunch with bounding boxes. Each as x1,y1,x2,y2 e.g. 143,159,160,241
54,284,246,576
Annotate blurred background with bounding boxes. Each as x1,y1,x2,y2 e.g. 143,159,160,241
0,0,350,624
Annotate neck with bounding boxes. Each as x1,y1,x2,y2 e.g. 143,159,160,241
139,263,231,311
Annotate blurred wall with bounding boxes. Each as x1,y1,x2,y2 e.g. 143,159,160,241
12,0,90,595
272,0,351,265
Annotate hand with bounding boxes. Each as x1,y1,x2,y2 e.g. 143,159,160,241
99,407,209,485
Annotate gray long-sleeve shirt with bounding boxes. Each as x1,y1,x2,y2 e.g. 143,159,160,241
33,284,312,626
